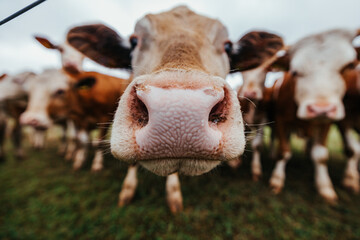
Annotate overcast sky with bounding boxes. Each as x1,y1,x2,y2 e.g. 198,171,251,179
1,0,360,86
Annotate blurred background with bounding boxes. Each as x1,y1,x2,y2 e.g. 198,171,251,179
1,0,360,87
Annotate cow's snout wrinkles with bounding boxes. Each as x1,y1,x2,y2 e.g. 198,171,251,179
133,86,226,159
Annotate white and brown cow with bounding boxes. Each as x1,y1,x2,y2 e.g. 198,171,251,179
232,33,285,179
0,71,37,160
267,29,360,203
66,6,287,213
20,68,130,172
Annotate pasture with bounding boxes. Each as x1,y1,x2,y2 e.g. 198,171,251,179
1,126,359,240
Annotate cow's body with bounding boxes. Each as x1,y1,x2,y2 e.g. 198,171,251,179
337,67,360,193
267,29,360,202
234,38,284,179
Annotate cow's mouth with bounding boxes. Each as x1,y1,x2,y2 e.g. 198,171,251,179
139,158,222,176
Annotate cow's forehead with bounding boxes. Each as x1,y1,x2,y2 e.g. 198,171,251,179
135,6,228,42
291,29,357,72
33,69,68,89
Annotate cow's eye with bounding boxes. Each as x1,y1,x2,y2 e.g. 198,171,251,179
341,61,356,73
224,41,232,54
130,36,138,50
55,89,65,96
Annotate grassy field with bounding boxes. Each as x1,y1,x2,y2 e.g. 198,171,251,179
0,126,360,240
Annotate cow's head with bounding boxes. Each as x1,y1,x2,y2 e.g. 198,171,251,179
34,35,85,74
271,29,360,120
233,32,284,101
20,69,70,130
0,72,36,102
67,6,284,176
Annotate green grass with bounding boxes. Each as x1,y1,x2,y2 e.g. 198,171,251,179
0,126,359,240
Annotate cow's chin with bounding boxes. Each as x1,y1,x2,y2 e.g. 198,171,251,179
139,158,221,176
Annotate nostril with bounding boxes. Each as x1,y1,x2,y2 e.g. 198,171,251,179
130,87,149,127
307,104,337,115
244,91,257,99
209,88,228,124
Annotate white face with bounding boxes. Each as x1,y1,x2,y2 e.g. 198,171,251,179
239,66,268,100
59,42,85,73
0,72,35,102
20,69,69,129
290,29,358,120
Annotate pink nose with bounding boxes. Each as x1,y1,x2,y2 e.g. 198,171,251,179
133,86,227,159
306,102,337,118
243,90,258,100
20,115,48,130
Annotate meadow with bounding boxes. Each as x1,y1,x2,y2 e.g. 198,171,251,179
0,126,359,240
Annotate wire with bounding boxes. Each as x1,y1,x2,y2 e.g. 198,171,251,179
0,0,47,26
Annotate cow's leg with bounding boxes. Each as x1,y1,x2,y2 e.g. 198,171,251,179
33,130,46,150
12,119,24,159
119,164,138,207
57,123,67,156
312,125,337,203
0,118,6,162
269,126,277,160
342,129,360,194
166,172,183,214
65,121,77,161
269,122,291,194
73,129,89,170
91,127,108,172
251,127,263,181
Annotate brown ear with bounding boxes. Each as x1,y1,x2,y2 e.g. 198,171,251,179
34,36,59,50
356,47,360,60
67,24,132,70
0,74,7,80
230,31,284,72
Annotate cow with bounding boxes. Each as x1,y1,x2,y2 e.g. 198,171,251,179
234,36,285,180
20,68,130,172
34,35,85,74
0,71,37,161
267,29,360,203
66,6,288,213
337,65,360,194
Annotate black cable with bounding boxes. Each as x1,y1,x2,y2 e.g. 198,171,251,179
0,0,47,26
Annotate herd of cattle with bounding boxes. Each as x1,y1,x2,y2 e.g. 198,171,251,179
1,6,360,213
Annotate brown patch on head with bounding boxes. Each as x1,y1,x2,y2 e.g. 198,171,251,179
231,31,284,71
155,35,204,72
134,6,227,74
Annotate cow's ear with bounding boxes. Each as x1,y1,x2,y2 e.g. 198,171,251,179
230,31,284,72
268,51,291,71
34,36,59,50
0,74,7,81
67,24,132,70
73,76,97,90
356,47,360,60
